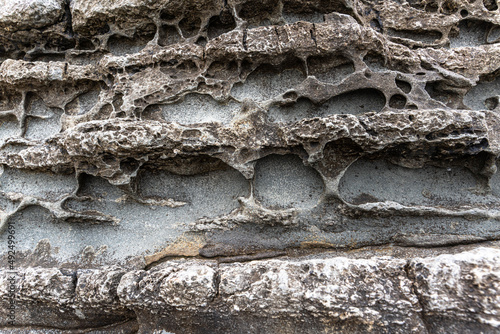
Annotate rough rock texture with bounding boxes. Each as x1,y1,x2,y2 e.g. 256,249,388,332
0,0,499,332
1,247,499,332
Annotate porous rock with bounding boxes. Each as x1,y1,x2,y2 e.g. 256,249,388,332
0,0,499,331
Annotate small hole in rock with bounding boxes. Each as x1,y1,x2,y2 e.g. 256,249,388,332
425,81,463,108
450,19,495,47
160,10,177,21
387,28,442,44
207,12,237,39
179,17,201,38
108,27,155,56
396,79,412,93
238,0,280,24
483,0,498,10
195,36,207,46
363,52,386,72
103,154,115,165
389,94,407,109
370,19,382,32
77,38,95,50
97,24,110,35
120,158,140,174
158,25,181,46
307,54,355,84
460,9,469,17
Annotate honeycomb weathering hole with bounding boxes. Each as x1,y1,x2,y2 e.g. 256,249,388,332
464,76,500,110
339,159,499,208
137,166,250,216
157,93,240,125
65,86,101,116
0,1,499,331
58,165,250,260
253,154,324,209
307,55,355,84
449,20,497,48
231,64,306,102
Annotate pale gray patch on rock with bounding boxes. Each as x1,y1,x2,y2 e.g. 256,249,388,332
254,154,324,209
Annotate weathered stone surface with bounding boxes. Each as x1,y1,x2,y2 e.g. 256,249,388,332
219,257,424,332
117,260,218,311
0,0,65,31
1,247,500,332
409,247,500,332
0,0,499,331
75,266,126,308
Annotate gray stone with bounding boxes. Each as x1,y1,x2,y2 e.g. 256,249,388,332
0,0,499,331
0,0,65,30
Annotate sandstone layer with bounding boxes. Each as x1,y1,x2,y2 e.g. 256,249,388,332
0,0,499,332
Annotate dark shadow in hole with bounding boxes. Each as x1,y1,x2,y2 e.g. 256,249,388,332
425,81,465,109
282,0,352,16
483,0,498,10
370,19,382,32
77,37,95,50
389,94,407,109
195,36,207,46
238,0,280,24
160,10,177,22
485,96,499,110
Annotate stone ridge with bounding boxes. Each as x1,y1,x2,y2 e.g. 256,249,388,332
0,248,499,333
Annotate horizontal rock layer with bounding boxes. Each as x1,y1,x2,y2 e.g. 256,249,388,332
1,246,499,333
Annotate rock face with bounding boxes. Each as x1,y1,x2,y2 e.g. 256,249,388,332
0,0,499,332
